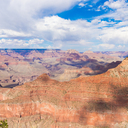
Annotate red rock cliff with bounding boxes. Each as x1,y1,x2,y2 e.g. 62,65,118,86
0,58,128,127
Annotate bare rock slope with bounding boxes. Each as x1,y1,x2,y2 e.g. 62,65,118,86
0,58,128,127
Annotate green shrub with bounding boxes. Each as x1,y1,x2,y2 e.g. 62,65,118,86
0,120,8,128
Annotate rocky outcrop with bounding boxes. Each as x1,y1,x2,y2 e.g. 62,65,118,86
83,51,122,62
0,49,123,89
25,50,43,59
65,49,80,54
101,51,128,58
58,66,94,81
42,50,60,58
0,58,128,127
57,61,122,82
0,49,124,93
0,50,24,59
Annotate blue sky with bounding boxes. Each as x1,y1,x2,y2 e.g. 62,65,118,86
0,0,128,52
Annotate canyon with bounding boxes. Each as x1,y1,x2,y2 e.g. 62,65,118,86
0,49,128,127
0,49,125,87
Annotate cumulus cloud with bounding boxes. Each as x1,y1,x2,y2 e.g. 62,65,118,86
0,39,27,48
28,39,44,45
0,39,44,48
103,0,126,9
0,29,31,38
0,0,128,51
35,16,98,44
0,0,85,31
98,43,115,49
0,13,128,50
35,15,128,48
118,45,125,49
79,40,93,45
78,3,87,7
99,0,128,20
98,26,128,44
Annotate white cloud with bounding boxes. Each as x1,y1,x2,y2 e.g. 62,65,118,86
91,19,101,25
0,13,128,51
78,2,87,7
0,39,45,48
0,29,31,38
104,0,126,9
35,15,128,48
100,0,128,21
98,43,115,49
118,44,125,48
115,21,128,27
79,40,93,45
35,16,98,44
0,39,27,48
0,0,128,51
28,39,44,45
98,26,128,44
0,0,84,31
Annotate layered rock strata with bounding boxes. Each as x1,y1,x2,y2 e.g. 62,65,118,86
0,58,128,127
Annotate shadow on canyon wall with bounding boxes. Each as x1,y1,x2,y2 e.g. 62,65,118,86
0,83,20,88
78,84,128,127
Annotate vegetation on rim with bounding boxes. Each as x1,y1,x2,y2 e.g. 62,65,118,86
0,120,8,128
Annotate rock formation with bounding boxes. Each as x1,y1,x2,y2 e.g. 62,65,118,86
0,58,128,127
101,51,128,58
24,50,43,59
83,51,122,62
0,49,124,89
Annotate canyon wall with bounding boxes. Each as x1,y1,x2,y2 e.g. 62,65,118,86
0,58,128,127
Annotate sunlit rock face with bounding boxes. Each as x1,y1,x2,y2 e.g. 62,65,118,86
0,49,123,88
0,58,128,127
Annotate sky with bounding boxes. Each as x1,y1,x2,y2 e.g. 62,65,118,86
0,0,128,52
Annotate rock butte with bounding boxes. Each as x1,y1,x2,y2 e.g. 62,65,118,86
0,58,128,127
